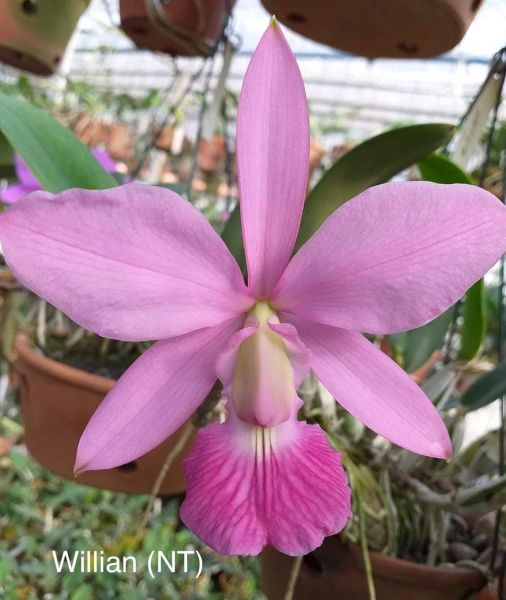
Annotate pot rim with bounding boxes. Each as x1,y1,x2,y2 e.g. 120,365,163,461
340,542,486,586
14,333,115,394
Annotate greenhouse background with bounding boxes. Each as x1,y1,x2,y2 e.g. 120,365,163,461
1,0,506,599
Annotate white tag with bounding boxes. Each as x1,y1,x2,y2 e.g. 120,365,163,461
451,74,503,171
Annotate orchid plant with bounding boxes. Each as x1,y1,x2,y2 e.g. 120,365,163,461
1,20,505,558
0,149,116,204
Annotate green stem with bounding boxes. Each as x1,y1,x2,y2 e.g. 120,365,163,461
345,457,376,600
356,482,376,600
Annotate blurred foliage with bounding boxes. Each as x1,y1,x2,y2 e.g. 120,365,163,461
0,93,117,192
304,375,506,568
222,122,455,267
1,68,506,595
0,417,264,600
387,152,490,372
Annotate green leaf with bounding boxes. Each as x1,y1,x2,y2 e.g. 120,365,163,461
221,205,243,264
460,363,506,411
222,123,454,265
0,132,14,178
296,123,454,249
0,93,117,193
390,308,454,373
417,152,474,185
70,583,93,600
418,154,486,360
460,280,487,360
456,473,506,506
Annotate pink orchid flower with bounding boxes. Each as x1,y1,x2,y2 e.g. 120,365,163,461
1,21,506,557
0,148,116,204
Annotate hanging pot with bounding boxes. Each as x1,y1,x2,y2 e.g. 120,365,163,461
261,0,484,58
120,0,236,58
197,134,226,173
12,334,195,495
155,126,174,151
261,539,486,600
106,122,134,162
0,0,90,76
70,113,107,147
308,139,325,181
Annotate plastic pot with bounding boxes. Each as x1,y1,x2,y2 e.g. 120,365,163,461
0,0,90,76
262,0,484,58
13,334,195,495
120,0,236,58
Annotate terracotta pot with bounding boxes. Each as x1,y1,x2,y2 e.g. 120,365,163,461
332,142,355,163
13,334,195,495
106,122,134,161
0,0,90,76
261,538,486,600
262,0,483,58
155,126,174,151
70,113,107,147
0,269,17,287
120,0,236,57
197,134,226,173
308,139,325,180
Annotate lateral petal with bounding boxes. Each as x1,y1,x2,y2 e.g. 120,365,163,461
75,317,242,473
274,182,506,334
288,315,451,459
0,183,252,341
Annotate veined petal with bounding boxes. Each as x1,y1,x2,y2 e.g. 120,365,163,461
75,318,241,473
0,183,252,341
237,19,310,297
288,315,451,459
274,182,506,334
180,407,351,556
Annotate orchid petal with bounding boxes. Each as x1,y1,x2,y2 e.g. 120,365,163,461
274,182,506,334
288,315,451,458
216,312,298,427
214,318,259,386
1,183,32,204
75,318,241,473
237,20,309,297
267,321,311,387
215,304,310,428
0,183,252,341
15,154,40,189
181,407,351,556
91,148,116,173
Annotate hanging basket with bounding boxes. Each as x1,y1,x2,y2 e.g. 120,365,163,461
119,0,236,58
0,0,90,76
12,334,195,495
261,0,483,58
